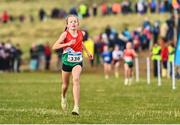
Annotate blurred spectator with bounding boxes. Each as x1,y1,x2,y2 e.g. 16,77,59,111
9,15,15,22
122,28,132,42
132,28,141,51
4,41,12,71
59,9,67,18
37,43,45,70
101,33,109,44
94,35,106,66
136,0,145,14
83,28,89,41
0,1,175,24
39,8,47,21
151,42,161,77
149,0,157,13
159,1,165,13
114,33,126,51
84,37,94,67
30,43,39,71
121,0,132,14
79,4,88,18
55,48,63,70
0,42,5,71
51,8,66,19
143,1,149,13
2,10,9,23
161,42,169,77
69,7,78,16
112,3,121,14
164,0,172,12
108,28,118,48
160,21,168,39
19,14,25,23
107,4,113,15
44,42,51,70
92,3,98,16
172,0,180,9
143,17,151,29
144,26,152,50
105,25,112,39
14,44,23,72
0,41,23,72
152,21,160,44
51,8,59,18
166,15,175,41
101,2,108,15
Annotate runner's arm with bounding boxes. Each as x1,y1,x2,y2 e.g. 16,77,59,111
52,32,75,50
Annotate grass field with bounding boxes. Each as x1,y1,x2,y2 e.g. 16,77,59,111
1,1,179,123
0,72,180,123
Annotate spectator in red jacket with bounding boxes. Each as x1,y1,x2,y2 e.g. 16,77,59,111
44,42,51,70
101,3,108,15
2,11,9,23
161,43,168,77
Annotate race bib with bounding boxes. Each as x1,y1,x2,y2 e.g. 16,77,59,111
104,56,110,62
124,57,132,62
67,52,82,63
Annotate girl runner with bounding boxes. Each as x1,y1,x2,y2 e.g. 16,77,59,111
101,45,112,79
123,42,137,85
52,15,93,115
112,45,123,78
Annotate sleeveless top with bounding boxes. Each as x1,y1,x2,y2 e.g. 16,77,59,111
124,49,134,62
62,30,84,66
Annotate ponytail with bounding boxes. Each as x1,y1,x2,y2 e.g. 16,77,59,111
64,27,67,31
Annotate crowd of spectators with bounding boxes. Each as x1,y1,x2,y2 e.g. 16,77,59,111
0,12,179,72
0,41,23,72
0,0,180,73
82,13,179,69
29,42,52,71
1,0,179,24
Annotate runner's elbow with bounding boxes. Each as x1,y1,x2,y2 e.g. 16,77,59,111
52,45,57,50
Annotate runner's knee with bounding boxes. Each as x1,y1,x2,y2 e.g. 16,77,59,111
73,77,80,84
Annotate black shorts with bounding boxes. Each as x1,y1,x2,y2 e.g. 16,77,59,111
125,61,133,68
62,63,83,72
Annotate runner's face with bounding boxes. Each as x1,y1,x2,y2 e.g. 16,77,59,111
67,16,79,30
126,43,131,49
115,46,119,51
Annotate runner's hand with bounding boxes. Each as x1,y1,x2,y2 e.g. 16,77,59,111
88,53,93,60
67,40,76,46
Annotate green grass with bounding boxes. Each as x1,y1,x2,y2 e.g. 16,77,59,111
0,72,180,123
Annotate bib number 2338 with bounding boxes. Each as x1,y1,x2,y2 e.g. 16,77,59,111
67,52,82,63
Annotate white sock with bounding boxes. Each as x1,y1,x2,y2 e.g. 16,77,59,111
115,72,119,78
105,75,109,79
124,78,128,85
